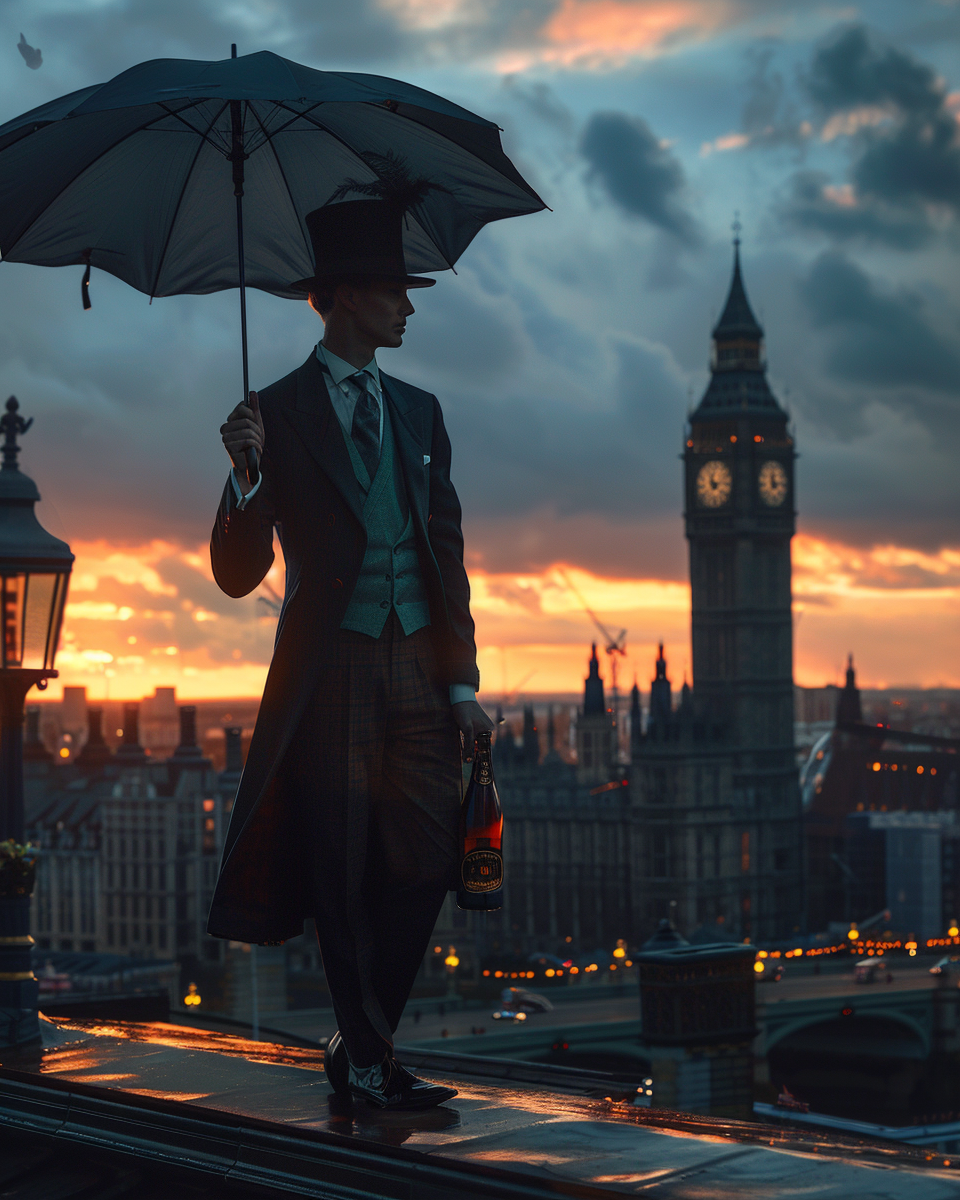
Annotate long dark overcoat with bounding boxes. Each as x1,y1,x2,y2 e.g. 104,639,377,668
206,352,479,945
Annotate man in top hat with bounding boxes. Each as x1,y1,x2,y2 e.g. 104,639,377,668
208,197,493,1109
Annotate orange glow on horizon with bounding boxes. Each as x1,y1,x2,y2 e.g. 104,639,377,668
40,532,960,702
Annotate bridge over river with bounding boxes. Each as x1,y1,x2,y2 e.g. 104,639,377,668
262,961,954,1075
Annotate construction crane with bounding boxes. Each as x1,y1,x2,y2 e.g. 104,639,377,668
557,567,627,726
498,648,536,707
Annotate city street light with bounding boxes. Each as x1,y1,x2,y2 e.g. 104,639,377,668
444,947,460,998
0,398,73,1046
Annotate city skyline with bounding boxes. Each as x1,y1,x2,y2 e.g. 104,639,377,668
0,0,957,698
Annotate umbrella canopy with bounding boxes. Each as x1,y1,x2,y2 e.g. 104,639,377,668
0,50,546,299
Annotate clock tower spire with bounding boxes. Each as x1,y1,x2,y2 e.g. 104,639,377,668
682,228,800,940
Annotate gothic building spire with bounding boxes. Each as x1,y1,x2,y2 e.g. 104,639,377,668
712,233,763,345
583,642,605,716
693,227,785,418
836,654,863,725
630,679,642,753
647,643,673,740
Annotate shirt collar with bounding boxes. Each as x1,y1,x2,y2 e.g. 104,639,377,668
317,341,381,391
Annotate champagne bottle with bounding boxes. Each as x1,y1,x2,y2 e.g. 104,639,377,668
456,730,504,910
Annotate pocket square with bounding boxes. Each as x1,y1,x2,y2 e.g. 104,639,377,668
423,454,431,465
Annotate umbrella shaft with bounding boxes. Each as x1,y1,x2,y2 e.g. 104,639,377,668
230,98,258,484
236,191,248,396
235,180,258,486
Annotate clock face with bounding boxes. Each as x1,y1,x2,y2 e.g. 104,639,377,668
758,460,788,507
696,460,732,508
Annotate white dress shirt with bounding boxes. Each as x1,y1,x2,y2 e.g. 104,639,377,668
315,341,384,443
230,343,476,708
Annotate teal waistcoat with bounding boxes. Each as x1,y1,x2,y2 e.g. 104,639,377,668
339,402,431,638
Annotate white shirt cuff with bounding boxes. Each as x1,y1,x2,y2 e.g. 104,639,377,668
231,468,262,511
449,685,477,706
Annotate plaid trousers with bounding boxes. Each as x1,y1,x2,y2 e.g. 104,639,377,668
284,612,463,1067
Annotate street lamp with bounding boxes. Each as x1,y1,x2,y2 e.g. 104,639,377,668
0,398,73,1047
444,947,460,998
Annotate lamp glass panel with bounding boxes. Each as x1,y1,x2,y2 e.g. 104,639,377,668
23,572,59,670
1,574,25,668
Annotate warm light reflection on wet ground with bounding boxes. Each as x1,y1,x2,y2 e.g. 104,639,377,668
0,1017,956,1194
48,1018,328,1070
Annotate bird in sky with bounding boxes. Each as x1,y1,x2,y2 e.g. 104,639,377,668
17,33,42,70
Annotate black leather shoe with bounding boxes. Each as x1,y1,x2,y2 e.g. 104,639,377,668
391,1057,458,1106
324,1031,349,1095
349,1055,456,1110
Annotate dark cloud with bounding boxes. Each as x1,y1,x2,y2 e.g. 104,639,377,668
0,260,323,548
796,250,960,392
0,0,955,593
435,327,689,531
854,111,960,213
805,24,943,117
579,113,700,244
783,25,960,246
779,171,931,249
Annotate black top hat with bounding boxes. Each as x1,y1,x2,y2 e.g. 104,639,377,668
291,200,435,292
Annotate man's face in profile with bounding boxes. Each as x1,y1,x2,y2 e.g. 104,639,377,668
341,279,416,350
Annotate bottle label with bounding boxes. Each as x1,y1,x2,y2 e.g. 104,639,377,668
475,755,493,786
461,848,503,893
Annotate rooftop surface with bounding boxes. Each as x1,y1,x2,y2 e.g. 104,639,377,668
0,1017,958,1197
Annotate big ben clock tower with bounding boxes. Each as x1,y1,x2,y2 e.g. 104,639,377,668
682,233,801,940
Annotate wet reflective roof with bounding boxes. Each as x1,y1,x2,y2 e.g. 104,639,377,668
0,1017,958,1197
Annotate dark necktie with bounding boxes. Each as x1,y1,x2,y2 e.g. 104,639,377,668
350,371,380,481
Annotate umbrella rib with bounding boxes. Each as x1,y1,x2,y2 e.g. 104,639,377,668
148,100,231,301
271,101,372,165
3,99,213,258
253,100,326,141
376,102,550,240
274,102,482,216
274,102,467,274
156,101,231,155
246,103,314,270
291,99,540,207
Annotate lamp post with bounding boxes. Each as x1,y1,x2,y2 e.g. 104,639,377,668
0,398,73,1047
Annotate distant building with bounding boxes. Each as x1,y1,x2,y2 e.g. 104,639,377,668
629,646,737,941
474,673,634,963
575,644,618,786
844,811,957,941
802,656,960,931
28,703,230,974
463,246,806,957
629,240,803,943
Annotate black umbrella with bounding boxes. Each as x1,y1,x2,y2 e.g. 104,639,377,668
0,48,546,481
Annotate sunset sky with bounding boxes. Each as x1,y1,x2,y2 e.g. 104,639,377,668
1,0,958,700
